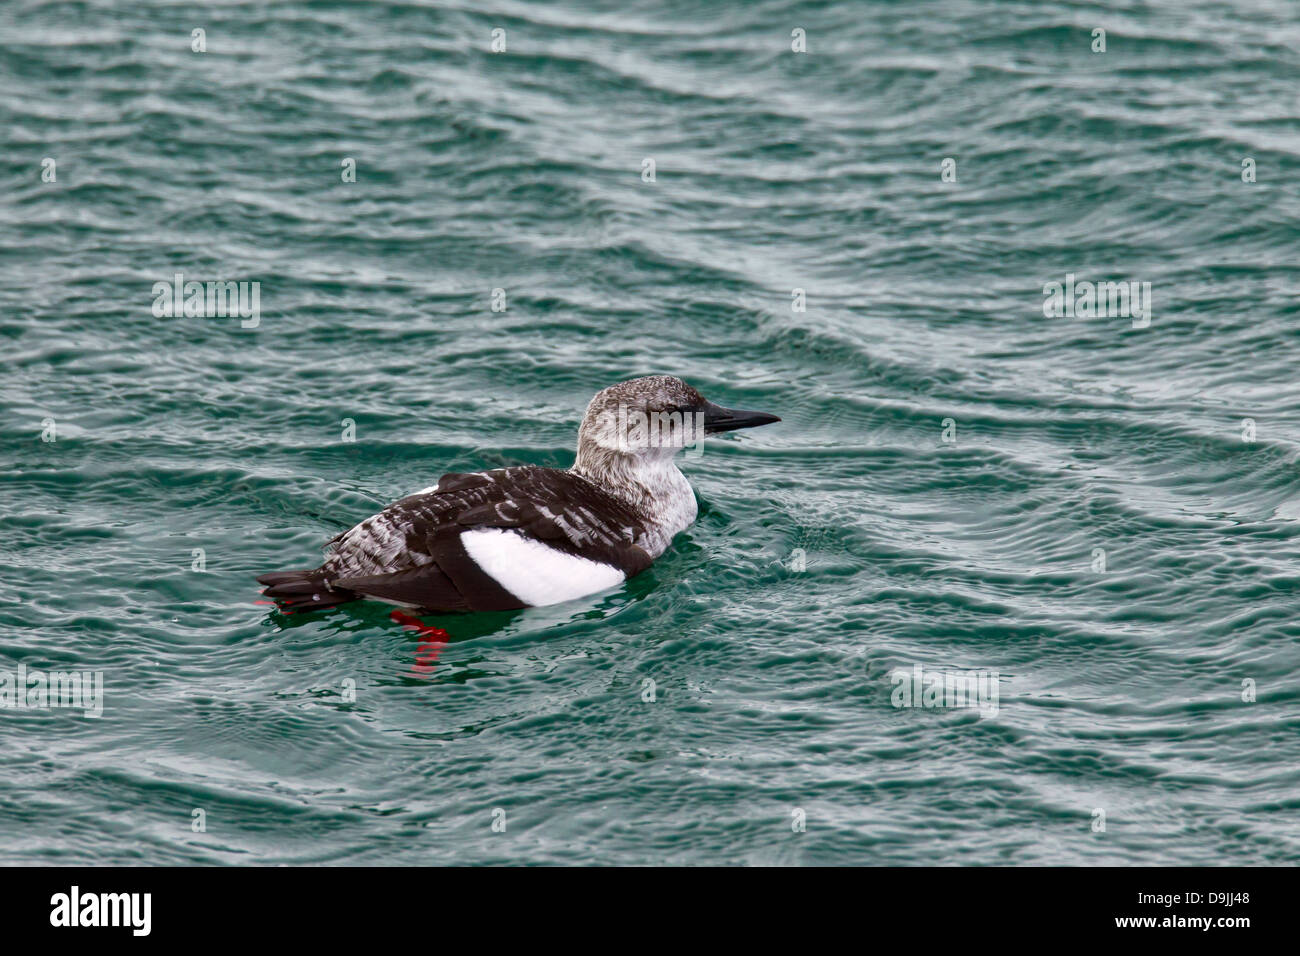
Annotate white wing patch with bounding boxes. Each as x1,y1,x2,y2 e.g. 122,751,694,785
460,528,625,607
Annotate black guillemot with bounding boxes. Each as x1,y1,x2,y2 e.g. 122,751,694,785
257,375,780,613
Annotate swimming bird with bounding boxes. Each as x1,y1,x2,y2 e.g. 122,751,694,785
256,376,779,613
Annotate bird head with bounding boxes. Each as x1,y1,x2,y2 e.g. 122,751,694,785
575,375,780,469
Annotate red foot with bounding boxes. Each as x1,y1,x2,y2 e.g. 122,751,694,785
255,598,297,615
391,610,452,676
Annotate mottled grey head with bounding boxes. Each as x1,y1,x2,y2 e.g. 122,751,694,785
574,375,780,473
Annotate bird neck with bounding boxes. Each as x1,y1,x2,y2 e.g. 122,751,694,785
572,439,679,502
571,440,698,552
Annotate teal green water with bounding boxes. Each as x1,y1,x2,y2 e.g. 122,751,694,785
2,0,1299,865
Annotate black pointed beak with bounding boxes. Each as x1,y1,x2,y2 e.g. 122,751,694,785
701,400,781,434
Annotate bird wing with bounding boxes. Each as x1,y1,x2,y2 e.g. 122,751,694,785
322,466,652,611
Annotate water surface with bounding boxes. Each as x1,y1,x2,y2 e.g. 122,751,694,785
1,0,1298,864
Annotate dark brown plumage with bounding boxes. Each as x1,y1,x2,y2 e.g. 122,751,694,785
257,466,654,613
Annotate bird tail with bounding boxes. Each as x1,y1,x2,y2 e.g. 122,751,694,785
256,568,357,613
